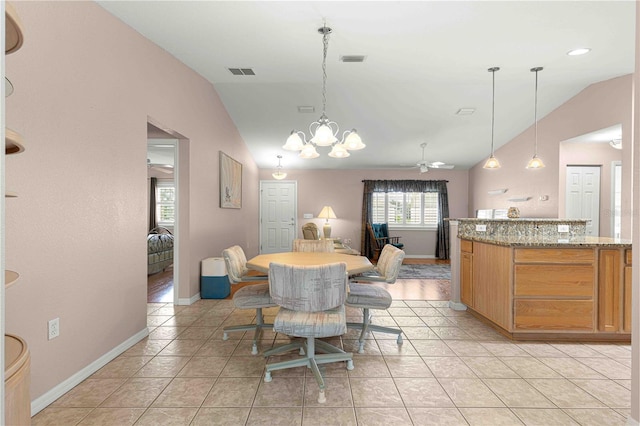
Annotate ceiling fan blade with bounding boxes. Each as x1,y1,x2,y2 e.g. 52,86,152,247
428,162,454,169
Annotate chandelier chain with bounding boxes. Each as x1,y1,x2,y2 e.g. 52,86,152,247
321,28,329,117
491,69,496,154
534,70,538,155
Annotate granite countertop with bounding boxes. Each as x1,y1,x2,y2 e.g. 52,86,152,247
450,218,589,223
462,234,631,248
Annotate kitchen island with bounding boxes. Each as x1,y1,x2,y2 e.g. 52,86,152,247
449,219,631,341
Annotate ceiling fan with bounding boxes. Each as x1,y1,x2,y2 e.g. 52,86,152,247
412,143,454,173
147,158,174,174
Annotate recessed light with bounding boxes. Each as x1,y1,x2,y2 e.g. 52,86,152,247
297,106,315,113
567,48,591,56
456,108,475,116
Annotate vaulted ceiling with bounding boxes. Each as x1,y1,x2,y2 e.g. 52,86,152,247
99,1,635,171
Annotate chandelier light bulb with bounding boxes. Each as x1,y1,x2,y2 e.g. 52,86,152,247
526,155,545,169
299,143,320,159
328,143,350,158
483,155,501,169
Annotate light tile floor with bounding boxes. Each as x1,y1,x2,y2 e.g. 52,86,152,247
32,298,631,425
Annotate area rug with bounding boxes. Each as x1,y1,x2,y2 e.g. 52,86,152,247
397,263,451,280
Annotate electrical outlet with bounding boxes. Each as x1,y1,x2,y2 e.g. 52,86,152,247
558,224,570,233
48,318,60,340
475,224,487,232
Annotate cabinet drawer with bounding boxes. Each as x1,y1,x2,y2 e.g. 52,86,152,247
514,248,594,264
460,239,473,253
514,300,594,330
514,265,594,297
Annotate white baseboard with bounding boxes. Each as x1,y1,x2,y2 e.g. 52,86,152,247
178,293,200,305
404,255,437,259
30,328,149,416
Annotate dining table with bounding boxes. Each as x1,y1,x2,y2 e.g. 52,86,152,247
247,252,374,276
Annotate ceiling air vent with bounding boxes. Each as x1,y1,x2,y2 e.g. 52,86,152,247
228,68,255,76
340,55,366,63
297,106,315,113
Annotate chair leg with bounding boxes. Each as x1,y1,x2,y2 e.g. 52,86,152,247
222,308,274,355
347,308,403,353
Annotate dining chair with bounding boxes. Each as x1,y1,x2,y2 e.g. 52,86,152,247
346,244,406,353
292,239,335,253
263,262,354,404
221,245,277,355
367,223,404,260
301,222,320,240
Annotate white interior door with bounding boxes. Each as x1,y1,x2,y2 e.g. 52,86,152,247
566,166,600,236
260,181,297,253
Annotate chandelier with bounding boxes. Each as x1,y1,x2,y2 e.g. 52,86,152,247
283,25,365,159
272,155,287,180
526,66,545,169
483,67,501,169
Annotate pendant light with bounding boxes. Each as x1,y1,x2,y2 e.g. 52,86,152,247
526,67,545,169
483,67,501,169
283,25,365,159
272,155,287,180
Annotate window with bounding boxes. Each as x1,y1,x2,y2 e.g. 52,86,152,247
156,182,175,226
372,192,439,228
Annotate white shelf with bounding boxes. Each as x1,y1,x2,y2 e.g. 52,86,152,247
5,270,20,288
5,2,24,55
5,127,25,155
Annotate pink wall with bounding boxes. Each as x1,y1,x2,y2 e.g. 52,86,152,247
5,2,259,401
468,75,633,238
258,168,469,257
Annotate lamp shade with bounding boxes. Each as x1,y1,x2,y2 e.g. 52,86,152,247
328,144,350,158
272,170,287,180
299,143,320,159
344,130,365,150
317,206,337,220
483,155,501,169
526,155,545,169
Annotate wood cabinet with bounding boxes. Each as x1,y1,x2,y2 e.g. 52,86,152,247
460,240,473,306
459,238,630,340
513,248,594,332
472,242,512,330
598,249,621,332
624,249,632,332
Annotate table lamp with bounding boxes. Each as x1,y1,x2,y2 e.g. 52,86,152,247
317,206,337,239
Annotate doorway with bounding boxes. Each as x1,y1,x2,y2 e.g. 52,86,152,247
565,165,601,236
259,180,297,253
147,120,182,304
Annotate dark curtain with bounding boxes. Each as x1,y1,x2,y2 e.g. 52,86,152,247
149,177,157,231
360,180,450,259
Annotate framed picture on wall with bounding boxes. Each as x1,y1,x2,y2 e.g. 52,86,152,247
219,151,242,209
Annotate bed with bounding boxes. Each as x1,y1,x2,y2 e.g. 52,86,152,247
148,226,174,275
